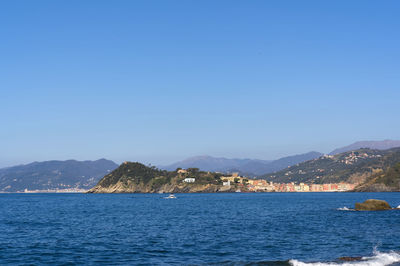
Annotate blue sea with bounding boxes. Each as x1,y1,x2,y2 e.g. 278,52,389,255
1,193,400,265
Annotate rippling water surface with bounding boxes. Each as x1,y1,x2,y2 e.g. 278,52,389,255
0,192,400,265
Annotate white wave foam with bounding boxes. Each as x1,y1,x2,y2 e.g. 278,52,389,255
337,207,353,211
289,251,400,266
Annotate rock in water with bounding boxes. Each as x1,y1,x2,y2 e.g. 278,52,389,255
339,256,362,261
355,199,391,211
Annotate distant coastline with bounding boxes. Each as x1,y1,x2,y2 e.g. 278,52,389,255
1,189,88,193
2,145,400,193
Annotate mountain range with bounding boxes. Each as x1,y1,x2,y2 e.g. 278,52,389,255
0,159,118,192
329,140,400,155
161,152,323,176
1,139,400,192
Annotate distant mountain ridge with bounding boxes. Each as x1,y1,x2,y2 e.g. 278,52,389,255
330,140,400,155
0,159,118,192
161,152,323,176
162,155,270,174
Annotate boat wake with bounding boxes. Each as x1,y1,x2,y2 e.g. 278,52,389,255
289,251,400,266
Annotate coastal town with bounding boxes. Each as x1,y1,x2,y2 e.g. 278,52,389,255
21,188,88,193
179,169,356,192
221,173,355,192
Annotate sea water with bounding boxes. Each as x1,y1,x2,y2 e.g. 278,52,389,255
0,192,399,265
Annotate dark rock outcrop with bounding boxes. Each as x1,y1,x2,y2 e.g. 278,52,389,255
339,257,362,261
355,199,391,211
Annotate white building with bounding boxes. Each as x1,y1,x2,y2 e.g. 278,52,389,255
184,178,195,183
223,180,231,186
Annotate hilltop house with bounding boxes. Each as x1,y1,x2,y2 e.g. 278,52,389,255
183,178,195,183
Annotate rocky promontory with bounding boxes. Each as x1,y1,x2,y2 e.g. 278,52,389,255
87,162,239,193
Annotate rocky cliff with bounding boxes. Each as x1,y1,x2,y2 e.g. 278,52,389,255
353,162,400,192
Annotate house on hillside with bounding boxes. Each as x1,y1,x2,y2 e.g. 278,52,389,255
222,180,230,186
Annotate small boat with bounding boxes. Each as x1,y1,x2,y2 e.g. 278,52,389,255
164,194,176,199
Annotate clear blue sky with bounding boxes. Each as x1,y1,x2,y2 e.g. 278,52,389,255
1,0,399,167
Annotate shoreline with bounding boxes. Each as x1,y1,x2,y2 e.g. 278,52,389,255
3,191,400,194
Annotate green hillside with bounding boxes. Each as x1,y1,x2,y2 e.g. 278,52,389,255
88,162,231,193
263,148,400,186
354,162,400,191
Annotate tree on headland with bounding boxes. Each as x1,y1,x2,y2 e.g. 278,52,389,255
188,168,200,174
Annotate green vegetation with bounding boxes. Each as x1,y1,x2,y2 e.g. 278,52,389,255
379,162,400,187
355,161,400,191
179,169,223,185
98,162,167,188
93,162,226,192
263,148,400,186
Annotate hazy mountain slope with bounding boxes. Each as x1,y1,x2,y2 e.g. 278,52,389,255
0,159,118,192
330,140,400,155
263,148,400,185
161,156,272,174
161,152,323,176
259,151,323,174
